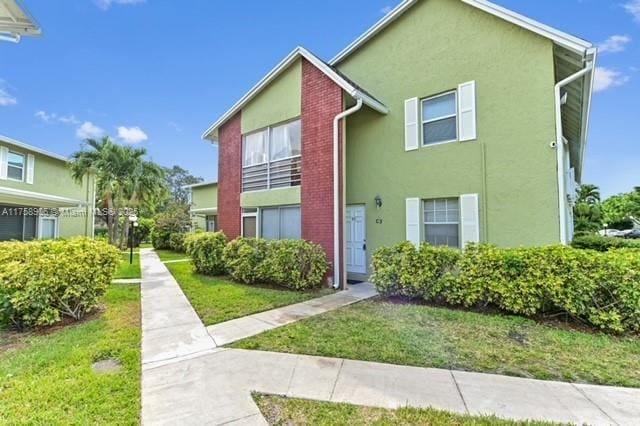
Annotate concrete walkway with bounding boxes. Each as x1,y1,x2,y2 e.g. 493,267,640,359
140,249,640,425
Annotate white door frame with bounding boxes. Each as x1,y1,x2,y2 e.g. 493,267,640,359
346,204,367,275
37,215,59,239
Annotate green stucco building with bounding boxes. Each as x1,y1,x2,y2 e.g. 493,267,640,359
0,135,95,241
187,181,218,232
203,0,596,286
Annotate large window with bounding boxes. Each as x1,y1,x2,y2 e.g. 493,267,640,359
261,206,301,240
422,92,457,146
7,151,25,181
424,198,459,248
242,120,301,192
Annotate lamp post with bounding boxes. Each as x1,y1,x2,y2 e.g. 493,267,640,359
128,214,138,264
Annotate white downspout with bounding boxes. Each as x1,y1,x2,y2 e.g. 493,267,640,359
332,98,363,289
554,62,593,245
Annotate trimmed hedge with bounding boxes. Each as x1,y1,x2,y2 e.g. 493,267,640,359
371,242,640,333
151,229,171,250
184,232,228,275
169,232,186,253
223,237,268,284
0,238,120,329
260,239,329,290
571,235,640,252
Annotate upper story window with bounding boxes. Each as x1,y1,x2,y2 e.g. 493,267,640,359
7,151,25,181
242,120,301,192
422,92,457,146
424,198,459,248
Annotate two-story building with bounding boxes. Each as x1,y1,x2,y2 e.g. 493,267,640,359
186,181,218,232
0,135,95,241
202,0,596,287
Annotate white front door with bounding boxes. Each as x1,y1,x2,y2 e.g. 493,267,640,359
346,205,366,274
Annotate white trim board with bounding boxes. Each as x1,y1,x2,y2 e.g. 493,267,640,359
201,46,389,142
0,186,86,206
330,0,593,64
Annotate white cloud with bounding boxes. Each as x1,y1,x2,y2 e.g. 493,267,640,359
0,88,17,106
36,110,81,125
593,67,630,92
624,0,640,23
380,5,393,14
76,121,105,139
597,35,632,53
94,0,145,10
117,126,148,144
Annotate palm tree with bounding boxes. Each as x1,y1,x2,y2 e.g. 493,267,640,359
576,184,600,205
70,137,167,247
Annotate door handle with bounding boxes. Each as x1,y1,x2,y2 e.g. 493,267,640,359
362,243,367,251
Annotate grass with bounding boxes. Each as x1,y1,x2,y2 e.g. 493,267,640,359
0,285,140,424
234,299,640,388
165,262,333,325
155,249,189,262
114,252,141,279
254,394,559,426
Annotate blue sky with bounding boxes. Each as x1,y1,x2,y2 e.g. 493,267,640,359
0,0,638,197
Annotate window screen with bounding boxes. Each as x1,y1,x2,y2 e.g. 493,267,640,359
422,92,457,145
424,198,459,248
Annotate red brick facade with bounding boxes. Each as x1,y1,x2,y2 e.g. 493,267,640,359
217,112,242,239
301,58,344,283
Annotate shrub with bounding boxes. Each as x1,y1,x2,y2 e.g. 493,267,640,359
223,237,269,284
370,242,460,299
169,232,186,253
152,202,191,249
571,235,640,251
370,242,640,333
0,238,120,329
184,232,228,275
151,229,172,250
260,240,329,290
133,217,154,246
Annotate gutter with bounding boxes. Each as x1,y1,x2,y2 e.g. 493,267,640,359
332,98,363,289
554,59,594,245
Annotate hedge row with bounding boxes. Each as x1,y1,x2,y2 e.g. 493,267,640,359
0,238,120,329
151,229,186,252
184,233,329,290
571,235,640,252
371,242,640,333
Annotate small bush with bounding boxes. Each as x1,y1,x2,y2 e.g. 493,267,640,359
0,238,120,329
260,240,329,290
184,232,228,275
370,242,640,333
571,235,640,251
223,237,268,284
151,229,172,250
169,232,186,253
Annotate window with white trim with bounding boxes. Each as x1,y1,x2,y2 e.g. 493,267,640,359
242,208,258,238
261,206,301,240
423,198,459,248
242,120,301,192
422,91,457,146
7,151,25,181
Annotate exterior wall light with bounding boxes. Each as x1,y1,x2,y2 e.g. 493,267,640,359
375,195,383,209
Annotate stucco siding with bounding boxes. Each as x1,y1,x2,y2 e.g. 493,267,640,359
192,184,218,211
240,186,301,208
339,0,559,253
241,58,302,134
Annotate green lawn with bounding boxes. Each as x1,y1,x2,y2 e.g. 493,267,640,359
166,262,333,325
114,252,141,279
234,300,640,388
155,249,189,262
0,285,140,424
254,394,558,426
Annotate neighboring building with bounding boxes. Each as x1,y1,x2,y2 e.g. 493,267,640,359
202,0,596,286
187,181,218,232
0,135,95,241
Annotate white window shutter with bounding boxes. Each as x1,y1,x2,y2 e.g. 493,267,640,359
460,194,480,248
404,98,419,151
458,81,477,142
0,146,8,180
26,154,35,184
405,197,421,247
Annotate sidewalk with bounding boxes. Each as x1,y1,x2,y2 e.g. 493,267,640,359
140,249,640,425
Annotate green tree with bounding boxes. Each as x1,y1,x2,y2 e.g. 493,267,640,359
163,165,203,205
573,184,603,235
70,137,168,246
601,188,640,230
